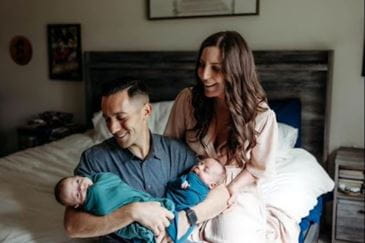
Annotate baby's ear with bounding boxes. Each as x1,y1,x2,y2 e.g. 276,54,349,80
209,183,217,189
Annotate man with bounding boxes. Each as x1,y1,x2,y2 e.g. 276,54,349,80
64,80,229,242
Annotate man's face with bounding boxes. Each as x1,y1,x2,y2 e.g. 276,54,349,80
61,176,93,208
101,90,151,149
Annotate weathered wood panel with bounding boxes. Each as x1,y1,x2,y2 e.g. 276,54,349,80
336,199,365,242
84,50,331,163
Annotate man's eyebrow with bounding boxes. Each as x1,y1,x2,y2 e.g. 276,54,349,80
102,112,126,118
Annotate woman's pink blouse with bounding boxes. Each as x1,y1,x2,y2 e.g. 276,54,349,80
164,88,278,178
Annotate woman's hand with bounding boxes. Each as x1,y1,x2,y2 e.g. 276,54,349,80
227,182,240,207
225,169,256,208
129,202,174,236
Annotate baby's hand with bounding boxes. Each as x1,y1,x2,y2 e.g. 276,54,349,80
181,180,190,189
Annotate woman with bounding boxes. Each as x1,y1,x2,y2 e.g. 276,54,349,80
165,31,298,242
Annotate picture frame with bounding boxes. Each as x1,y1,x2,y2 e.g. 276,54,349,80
9,36,33,65
362,21,365,77
361,37,365,77
148,0,259,20
47,24,82,81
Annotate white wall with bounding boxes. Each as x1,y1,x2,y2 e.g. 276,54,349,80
0,0,364,156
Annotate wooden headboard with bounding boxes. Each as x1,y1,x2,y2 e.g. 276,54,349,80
84,50,331,164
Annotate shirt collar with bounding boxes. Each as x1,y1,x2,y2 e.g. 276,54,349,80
110,132,162,161
145,132,162,161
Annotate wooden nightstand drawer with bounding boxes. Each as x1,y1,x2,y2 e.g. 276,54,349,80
336,199,365,242
332,147,365,243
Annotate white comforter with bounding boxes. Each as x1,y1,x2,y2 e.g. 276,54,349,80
0,132,333,243
0,133,96,243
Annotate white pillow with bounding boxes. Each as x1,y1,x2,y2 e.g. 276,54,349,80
91,101,175,142
92,107,298,152
92,111,112,142
259,148,334,223
148,101,174,135
276,123,298,158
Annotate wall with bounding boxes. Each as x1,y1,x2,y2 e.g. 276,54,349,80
0,0,363,157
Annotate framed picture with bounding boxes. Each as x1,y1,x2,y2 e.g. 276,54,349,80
47,24,82,81
361,37,365,77
148,0,259,20
362,39,364,77
9,36,33,65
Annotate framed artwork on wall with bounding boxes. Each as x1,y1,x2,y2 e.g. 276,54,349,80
363,23,364,77
9,36,33,65
148,0,259,20
361,41,365,77
47,24,82,81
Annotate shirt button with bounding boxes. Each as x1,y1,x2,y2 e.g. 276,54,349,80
147,185,152,189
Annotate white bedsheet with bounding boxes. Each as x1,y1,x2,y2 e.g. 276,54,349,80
0,131,333,243
0,133,96,243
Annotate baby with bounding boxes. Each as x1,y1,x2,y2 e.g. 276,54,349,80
166,158,226,211
55,158,226,243
165,158,226,242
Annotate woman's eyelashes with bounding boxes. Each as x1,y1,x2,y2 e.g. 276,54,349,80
212,66,222,73
199,61,222,73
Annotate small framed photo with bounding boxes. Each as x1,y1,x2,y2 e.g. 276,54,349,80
148,0,259,20
47,24,82,81
362,33,365,77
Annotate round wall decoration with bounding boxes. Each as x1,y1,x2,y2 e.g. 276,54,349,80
9,36,33,65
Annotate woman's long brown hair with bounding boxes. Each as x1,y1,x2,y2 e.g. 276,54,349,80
191,31,267,166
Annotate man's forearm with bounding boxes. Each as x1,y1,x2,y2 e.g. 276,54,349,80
64,204,134,238
65,201,175,239
176,184,229,238
194,184,229,223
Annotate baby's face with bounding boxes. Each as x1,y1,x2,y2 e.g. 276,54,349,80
191,158,224,189
61,176,93,208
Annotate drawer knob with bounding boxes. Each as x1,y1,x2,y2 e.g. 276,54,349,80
358,210,365,214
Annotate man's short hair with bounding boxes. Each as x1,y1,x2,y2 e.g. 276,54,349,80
101,80,149,101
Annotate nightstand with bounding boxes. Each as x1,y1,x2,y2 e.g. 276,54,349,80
331,147,365,243
17,123,86,150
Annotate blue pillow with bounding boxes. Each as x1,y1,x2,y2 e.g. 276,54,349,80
269,99,301,147
298,196,323,243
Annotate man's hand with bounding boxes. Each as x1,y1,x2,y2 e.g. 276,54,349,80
130,201,174,236
155,230,173,243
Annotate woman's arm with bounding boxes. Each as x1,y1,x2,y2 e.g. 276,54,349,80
64,201,174,238
164,88,192,138
228,109,278,203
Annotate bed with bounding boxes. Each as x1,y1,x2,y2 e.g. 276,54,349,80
0,133,96,243
0,50,334,243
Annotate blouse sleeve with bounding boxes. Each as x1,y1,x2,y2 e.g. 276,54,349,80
245,109,278,178
164,88,193,139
